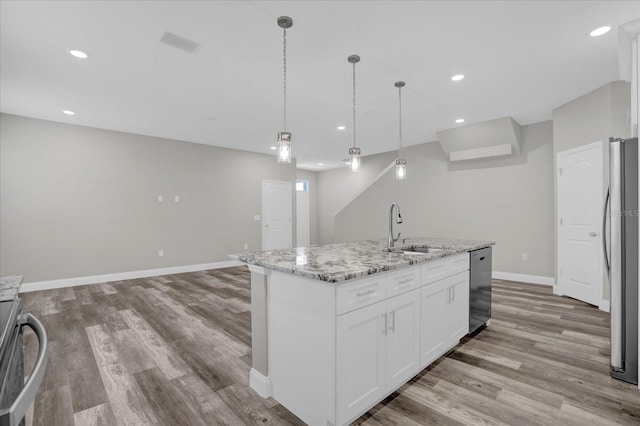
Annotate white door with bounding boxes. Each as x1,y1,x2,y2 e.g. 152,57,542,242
295,180,310,247
420,281,448,367
336,301,386,425
262,180,292,250
557,141,604,306
386,289,421,390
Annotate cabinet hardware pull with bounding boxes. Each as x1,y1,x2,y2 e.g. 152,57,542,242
356,289,376,297
382,313,387,334
452,286,455,302
390,310,396,332
446,287,450,304
398,278,412,285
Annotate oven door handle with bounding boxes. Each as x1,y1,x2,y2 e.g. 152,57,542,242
2,313,48,426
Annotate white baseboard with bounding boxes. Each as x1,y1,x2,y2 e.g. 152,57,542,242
249,368,272,398
599,299,610,313
492,271,555,286
19,260,244,293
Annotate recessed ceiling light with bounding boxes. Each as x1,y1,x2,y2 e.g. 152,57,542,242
318,163,324,166
337,125,346,130
451,74,464,81
270,146,277,150
456,118,465,124
590,26,611,37
69,50,88,59
62,110,75,115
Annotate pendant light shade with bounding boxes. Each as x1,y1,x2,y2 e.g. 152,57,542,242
348,54,362,172
395,81,407,180
277,131,292,163
276,16,293,164
348,147,361,172
395,158,407,180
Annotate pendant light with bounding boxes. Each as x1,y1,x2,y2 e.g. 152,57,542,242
395,81,407,180
276,16,293,163
347,54,361,172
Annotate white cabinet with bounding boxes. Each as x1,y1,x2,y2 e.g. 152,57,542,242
420,279,448,367
386,289,421,390
336,301,387,423
266,252,474,426
447,271,470,342
420,270,470,368
337,288,420,425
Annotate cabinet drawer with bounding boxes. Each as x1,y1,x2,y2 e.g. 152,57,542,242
421,253,469,286
421,257,449,285
387,267,420,298
447,253,470,275
337,275,387,315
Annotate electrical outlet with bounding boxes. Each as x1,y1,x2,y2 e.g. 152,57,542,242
158,195,163,202
521,253,528,261
158,249,164,257
174,195,180,203
254,215,261,221
244,243,248,250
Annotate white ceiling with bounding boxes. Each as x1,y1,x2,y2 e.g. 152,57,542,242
1,1,638,170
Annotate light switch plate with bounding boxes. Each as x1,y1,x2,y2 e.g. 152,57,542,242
254,215,261,221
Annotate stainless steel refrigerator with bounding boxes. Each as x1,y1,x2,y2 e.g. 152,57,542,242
606,136,638,385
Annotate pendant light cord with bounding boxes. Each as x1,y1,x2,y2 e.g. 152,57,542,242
398,85,403,154
283,28,287,131
352,61,356,149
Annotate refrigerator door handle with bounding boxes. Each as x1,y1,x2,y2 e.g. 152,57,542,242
602,187,610,275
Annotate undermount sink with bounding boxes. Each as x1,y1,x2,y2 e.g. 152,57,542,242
402,246,444,254
387,246,445,255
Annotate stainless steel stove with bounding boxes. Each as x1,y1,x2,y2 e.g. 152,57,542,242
0,297,47,426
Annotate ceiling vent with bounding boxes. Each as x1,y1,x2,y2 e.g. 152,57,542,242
436,117,522,162
160,31,200,54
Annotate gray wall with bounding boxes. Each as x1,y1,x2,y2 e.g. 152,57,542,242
295,169,319,245
553,81,632,153
0,113,297,282
552,80,631,301
316,151,398,245
322,121,555,277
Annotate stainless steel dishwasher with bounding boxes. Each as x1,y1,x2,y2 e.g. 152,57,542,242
469,247,492,334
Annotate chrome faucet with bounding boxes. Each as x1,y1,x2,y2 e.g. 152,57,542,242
388,203,403,248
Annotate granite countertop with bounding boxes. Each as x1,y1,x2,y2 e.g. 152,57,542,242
229,237,494,283
0,275,23,301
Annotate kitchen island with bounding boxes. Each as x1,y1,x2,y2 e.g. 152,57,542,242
230,237,493,426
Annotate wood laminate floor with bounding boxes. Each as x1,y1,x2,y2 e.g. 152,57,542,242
20,267,639,426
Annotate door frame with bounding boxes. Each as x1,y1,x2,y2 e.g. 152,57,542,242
296,179,310,247
262,179,292,251
555,140,606,309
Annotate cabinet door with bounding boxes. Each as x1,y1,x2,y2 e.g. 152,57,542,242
386,289,421,390
336,301,387,425
420,281,448,367
447,271,470,342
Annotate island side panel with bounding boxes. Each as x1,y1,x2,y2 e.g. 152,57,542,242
269,270,337,426
248,265,270,396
